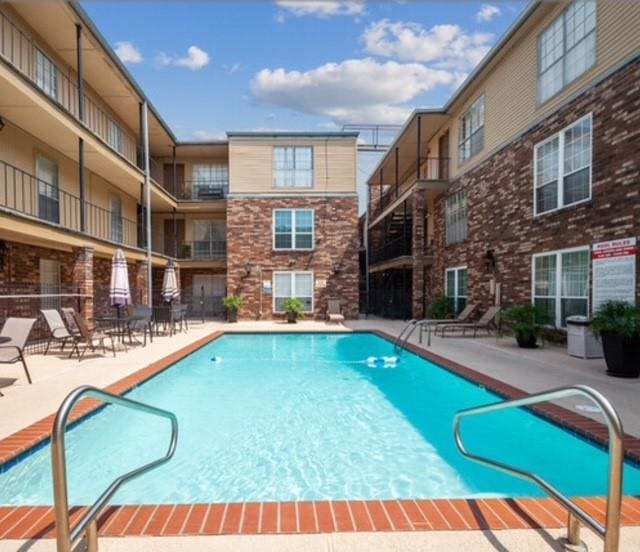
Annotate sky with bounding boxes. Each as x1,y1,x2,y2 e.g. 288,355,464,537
83,0,527,207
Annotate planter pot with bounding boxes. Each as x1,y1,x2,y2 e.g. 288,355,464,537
515,330,538,349
601,331,640,378
227,309,238,323
286,312,297,324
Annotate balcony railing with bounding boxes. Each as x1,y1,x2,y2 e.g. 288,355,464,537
0,159,138,248
0,10,138,165
369,157,449,219
370,234,412,266
176,240,226,260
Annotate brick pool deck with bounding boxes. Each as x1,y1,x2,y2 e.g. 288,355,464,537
1,328,640,542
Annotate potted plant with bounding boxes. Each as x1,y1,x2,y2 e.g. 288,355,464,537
426,296,452,320
222,295,245,323
283,297,305,324
502,304,551,349
590,301,640,378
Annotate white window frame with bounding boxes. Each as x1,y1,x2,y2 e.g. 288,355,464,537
272,209,315,251
445,191,468,245
110,194,123,243
531,245,590,328
533,113,593,216
445,265,468,314
273,146,314,188
458,95,485,165
107,120,124,154
35,48,58,100
537,0,597,104
273,271,314,313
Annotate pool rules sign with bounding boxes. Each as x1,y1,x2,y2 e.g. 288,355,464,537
592,237,637,310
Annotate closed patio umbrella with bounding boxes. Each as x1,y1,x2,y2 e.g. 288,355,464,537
162,259,180,303
109,249,131,308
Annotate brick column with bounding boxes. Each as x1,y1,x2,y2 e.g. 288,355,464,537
133,260,149,305
72,245,94,326
411,189,426,319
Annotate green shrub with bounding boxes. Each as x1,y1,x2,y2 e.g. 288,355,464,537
283,297,305,319
426,296,451,319
590,301,640,338
223,295,245,311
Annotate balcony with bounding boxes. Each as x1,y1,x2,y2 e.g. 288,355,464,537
164,240,226,261
149,161,228,200
0,159,139,248
0,10,138,166
369,156,449,222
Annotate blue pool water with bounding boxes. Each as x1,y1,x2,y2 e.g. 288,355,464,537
1,332,640,505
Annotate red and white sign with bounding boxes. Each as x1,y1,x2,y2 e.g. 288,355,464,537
592,237,637,310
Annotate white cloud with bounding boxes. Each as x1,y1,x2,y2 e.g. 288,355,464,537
114,41,143,64
224,62,242,74
156,46,210,71
276,1,365,18
362,19,494,72
476,4,502,23
251,58,455,125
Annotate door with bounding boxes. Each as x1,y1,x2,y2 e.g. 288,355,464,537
40,259,61,310
438,131,449,179
111,195,123,243
36,154,59,224
163,163,185,197
192,274,226,316
163,219,185,257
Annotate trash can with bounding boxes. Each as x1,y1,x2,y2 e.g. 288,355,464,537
566,316,603,359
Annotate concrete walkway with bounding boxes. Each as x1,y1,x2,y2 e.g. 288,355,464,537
347,318,640,437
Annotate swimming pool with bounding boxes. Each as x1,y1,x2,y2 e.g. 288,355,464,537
1,332,639,506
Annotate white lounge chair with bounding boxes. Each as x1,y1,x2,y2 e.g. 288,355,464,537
327,299,344,323
0,317,36,391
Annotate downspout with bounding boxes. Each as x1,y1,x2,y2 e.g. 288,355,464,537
76,24,86,233
141,101,152,306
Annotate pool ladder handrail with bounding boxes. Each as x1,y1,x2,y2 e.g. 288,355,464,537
453,384,623,552
51,385,179,552
393,319,418,353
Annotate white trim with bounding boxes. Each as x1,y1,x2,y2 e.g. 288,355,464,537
445,265,468,312
533,113,593,217
272,270,314,313
272,208,315,251
531,245,590,327
273,145,314,189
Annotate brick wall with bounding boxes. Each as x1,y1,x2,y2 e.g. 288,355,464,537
431,57,640,314
227,196,359,320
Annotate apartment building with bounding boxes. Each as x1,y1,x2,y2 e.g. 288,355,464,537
0,1,359,324
365,0,640,327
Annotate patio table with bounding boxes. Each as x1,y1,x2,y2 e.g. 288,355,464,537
95,315,133,345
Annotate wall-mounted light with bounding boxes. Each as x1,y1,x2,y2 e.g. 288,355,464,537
485,249,497,271
244,262,255,276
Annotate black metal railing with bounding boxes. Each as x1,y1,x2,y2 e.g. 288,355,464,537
0,159,138,248
175,240,226,260
370,234,412,265
369,157,449,219
0,9,138,165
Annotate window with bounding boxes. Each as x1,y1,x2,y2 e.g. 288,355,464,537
538,0,596,103
110,195,123,243
274,146,313,187
273,209,314,250
35,49,58,100
534,114,592,214
192,164,229,199
445,191,468,245
193,219,226,257
36,154,59,224
107,120,123,154
458,96,484,164
445,266,468,315
273,272,314,313
40,259,60,310
533,248,589,327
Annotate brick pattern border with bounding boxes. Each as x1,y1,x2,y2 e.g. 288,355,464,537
1,329,640,541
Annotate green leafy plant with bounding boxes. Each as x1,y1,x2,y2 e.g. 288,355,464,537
501,304,552,347
283,297,306,319
223,295,245,311
590,301,640,339
426,296,451,319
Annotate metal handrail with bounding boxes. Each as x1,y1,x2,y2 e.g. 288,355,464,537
393,319,417,353
454,385,624,551
51,385,179,552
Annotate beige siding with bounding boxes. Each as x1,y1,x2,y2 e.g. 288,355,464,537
440,0,640,179
229,138,357,194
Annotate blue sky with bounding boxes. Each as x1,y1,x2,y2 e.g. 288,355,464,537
83,0,526,202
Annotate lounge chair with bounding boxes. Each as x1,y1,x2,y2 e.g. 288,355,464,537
0,317,36,390
41,309,80,357
434,306,502,338
61,307,81,337
71,311,116,360
327,299,344,323
418,303,477,342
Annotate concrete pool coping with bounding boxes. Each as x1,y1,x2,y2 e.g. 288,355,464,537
1,328,640,541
